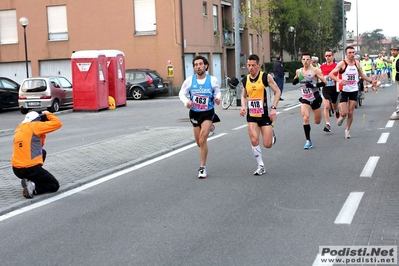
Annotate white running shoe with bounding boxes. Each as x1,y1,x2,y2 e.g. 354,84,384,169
390,111,399,120
337,116,345,126
21,178,35,198
254,165,266,176
198,167,207,179
345,130,351,139
208,124,215,137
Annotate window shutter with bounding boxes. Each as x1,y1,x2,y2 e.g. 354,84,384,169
0,10,18,44
134,0,156,34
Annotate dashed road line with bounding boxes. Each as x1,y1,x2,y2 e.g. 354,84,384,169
360,156,380,177
386,120,394,128
334,192,364,224
377,132,389,144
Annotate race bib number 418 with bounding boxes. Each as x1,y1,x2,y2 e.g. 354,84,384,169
248,98,264,115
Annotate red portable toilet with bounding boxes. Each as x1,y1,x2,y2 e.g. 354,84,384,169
102,50,126,107
71,50,109,111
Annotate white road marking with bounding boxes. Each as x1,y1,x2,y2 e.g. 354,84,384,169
0,133,227,222
377,132,389,144
334,192,364,224
360,156,379,177
283,103,301,111
386,120,394,128
233,124,248,130
313,253,335,266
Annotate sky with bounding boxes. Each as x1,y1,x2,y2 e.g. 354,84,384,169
345,0,397,38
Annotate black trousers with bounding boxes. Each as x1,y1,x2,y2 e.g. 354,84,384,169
12,149,59,195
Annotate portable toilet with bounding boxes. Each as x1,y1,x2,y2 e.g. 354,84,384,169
102,50,126,107
71,50,109,111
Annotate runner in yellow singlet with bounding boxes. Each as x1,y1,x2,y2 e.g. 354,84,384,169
239,54,281,176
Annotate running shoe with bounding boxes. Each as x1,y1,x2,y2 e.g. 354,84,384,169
303,140,313,150
335,111,340,119
198,167,207,179
254,165,266,176
21,178,35,198
208,124,215,137
337,116,345,126
323,124,331,132
345,130,351,139
390,112,399,120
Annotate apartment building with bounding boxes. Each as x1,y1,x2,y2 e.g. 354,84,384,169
0,0,270,92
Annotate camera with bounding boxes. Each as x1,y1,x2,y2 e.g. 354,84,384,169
40,113,49,122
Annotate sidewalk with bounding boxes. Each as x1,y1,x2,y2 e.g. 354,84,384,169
0,83,300,216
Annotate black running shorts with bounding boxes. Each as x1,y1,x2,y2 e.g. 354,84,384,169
340,91,358,102
189,109,220,127
299,95,322,110
322,86,339,104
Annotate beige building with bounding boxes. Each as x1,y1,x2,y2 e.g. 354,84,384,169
0,0,270,93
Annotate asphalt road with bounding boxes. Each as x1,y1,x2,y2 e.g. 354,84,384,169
0,83,398,265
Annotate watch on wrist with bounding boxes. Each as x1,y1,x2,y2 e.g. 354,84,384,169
271,106,277,110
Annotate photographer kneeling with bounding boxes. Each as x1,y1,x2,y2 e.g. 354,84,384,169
11,111,63,198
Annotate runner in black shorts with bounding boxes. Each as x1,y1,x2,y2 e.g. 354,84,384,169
320,49,340,132
293,52,326,149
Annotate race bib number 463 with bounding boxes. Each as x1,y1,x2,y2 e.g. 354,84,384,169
193,94,209,110
248,98,264,115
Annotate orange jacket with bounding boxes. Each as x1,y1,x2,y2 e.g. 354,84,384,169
11,113,62,168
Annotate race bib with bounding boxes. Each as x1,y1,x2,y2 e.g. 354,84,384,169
192,94,209,110
248,98,264,115
301,87,313,99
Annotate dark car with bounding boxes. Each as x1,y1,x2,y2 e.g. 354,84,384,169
0,77,20,111
125,69,167,100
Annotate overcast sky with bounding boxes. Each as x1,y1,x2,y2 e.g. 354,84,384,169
345,0,397,38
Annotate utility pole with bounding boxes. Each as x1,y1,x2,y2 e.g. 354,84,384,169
234,0,242,106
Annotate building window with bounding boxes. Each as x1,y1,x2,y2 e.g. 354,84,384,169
213,5,218,34
0,10,18,44
47,6,68,41
134,0,156,35
203,2,207,16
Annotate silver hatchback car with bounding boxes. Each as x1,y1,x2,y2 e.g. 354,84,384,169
19,76,73,114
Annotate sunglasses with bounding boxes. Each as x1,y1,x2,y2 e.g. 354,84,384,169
325,55,332,57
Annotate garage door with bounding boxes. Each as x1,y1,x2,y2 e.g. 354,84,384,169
0,62,31,84
184,54,194,79
40,59,72,81
212,53,222,87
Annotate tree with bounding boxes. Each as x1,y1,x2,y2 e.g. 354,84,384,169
360,29,386,54
268,0,343,61
240,0,276,64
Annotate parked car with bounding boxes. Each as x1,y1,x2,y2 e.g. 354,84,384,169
18,76,73,114
125,69,167,100
0,77,20,111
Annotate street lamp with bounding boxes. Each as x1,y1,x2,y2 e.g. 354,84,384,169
342,1,351,59
19,17,29,78
289,26,295,61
